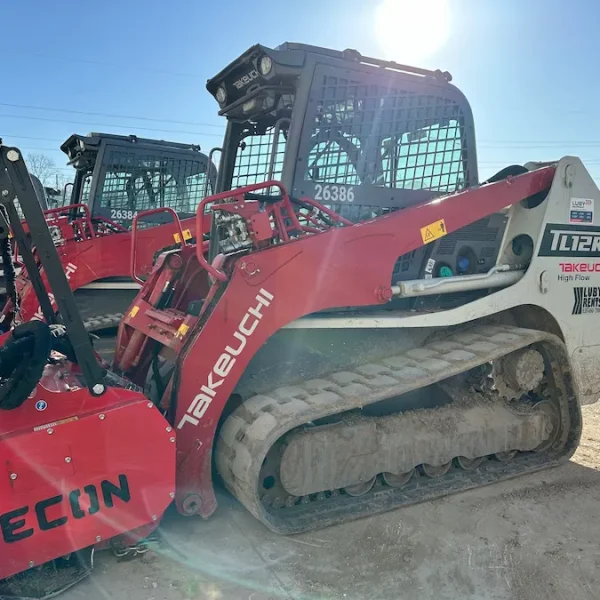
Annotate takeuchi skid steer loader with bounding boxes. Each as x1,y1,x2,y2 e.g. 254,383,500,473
111,43,590,531
1,132,217,334
0,42,595,597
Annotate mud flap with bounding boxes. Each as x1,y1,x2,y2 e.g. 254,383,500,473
0,548,94,600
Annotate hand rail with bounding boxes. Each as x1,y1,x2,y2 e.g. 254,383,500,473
195,180,288,283
130,207,187,284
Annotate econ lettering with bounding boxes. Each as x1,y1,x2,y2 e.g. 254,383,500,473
0,475,131,544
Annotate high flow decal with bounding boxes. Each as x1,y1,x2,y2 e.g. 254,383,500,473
538,224,600,257
177,288,274,429
557,262,600,282
0,475,130,544
572,287,600,315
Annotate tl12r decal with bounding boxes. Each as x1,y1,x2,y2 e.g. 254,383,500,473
0,475,130,544
572,287,600,315
538,224,600,257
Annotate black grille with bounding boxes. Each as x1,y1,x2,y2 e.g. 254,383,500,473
307,74,469,194
480,246,497,258
436,217,500,255
436,239,457,256
232,127,286,191
98,150,210,215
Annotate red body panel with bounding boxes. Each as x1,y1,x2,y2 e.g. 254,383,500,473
8,214,198,322
0,364,175,580
115,167,556,517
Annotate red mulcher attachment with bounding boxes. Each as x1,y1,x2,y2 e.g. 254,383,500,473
0,144,175,599
0,365,175,597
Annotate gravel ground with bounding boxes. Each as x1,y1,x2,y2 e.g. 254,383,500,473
59,402,600,600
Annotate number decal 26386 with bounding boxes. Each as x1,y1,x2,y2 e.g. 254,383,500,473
110,209,137,221
314,184,355,203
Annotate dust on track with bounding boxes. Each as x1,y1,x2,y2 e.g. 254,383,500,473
59,403,600,600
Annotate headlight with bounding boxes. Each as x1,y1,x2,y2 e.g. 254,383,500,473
259,55,273,76
216,85,227,105
242,99,257,113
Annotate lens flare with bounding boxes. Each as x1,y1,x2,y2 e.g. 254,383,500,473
374,0,451,64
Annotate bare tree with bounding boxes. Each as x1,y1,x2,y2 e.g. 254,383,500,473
26,153,58,187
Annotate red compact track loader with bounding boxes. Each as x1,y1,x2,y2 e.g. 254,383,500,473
1,133,217,334
0,42,597,597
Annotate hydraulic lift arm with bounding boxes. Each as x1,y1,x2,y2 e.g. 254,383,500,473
0,143,106,394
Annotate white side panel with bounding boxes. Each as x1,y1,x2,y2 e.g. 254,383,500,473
287,158,600,404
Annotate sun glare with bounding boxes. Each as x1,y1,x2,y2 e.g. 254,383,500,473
374,0,451,65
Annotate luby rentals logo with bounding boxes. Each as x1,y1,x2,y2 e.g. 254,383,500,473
177,288,274,429
572,287,600,315
569,197,594,224
32,263,77,320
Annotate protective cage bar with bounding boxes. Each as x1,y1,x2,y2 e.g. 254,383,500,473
0,143,106,393
98,148,211,217
304,69,471,221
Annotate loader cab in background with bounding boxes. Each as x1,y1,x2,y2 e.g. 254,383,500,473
207,43,510,299
61,132,217,228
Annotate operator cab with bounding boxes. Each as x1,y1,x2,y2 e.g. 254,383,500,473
61,132,217,228
207,44,508,304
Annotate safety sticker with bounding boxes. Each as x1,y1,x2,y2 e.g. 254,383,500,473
425,258,436,274
569,198,594,224
173,229,193,243
175,323,190,339
420,219,447,244
129,305,140,318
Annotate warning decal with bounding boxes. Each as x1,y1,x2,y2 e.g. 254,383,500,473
420,219,447,244
173,229,193,243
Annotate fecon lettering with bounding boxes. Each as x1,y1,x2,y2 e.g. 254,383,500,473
0,475,130,544
177,288,274,429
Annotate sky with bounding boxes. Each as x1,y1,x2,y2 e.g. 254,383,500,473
3,0,600,186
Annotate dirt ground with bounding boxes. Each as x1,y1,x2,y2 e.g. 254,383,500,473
61,403,600,600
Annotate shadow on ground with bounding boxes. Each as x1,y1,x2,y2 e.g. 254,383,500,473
64,459,600,600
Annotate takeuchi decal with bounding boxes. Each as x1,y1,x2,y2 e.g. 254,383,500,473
558,262,600,282
177,288,274,429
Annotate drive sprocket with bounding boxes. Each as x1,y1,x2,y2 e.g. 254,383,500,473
488,347,545,400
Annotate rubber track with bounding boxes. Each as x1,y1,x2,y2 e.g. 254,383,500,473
82,312,123,333
216,324,582,534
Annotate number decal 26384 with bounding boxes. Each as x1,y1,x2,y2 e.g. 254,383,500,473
110,209,137,221
314,184,355,203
